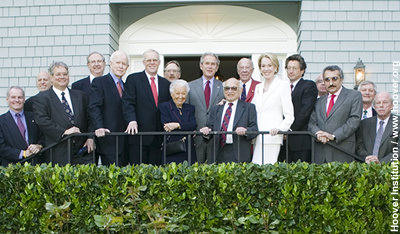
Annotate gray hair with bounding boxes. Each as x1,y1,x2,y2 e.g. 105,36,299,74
48,61,69,76
170,79,190,94
164,60,181,72
86,51,105,63
373,91,393,106
322,65,344,80
110,50,130,64
200,52,220,66
142,49,160,61
7,86,25,99
358,80,377,94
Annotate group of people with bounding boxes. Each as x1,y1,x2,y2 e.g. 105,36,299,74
0,49,397,167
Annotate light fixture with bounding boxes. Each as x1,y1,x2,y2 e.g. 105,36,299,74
354,58,365,87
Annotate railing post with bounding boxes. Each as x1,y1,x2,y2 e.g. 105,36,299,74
67,138,71,165
311,134,315,163
237,134,240,163
285,134,289,163
163,135,167,165
187,133,192,165
115,135,119,166
140,135,143,164
262,133,264,165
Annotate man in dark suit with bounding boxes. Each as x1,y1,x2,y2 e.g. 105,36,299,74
90,51,129,166
237,57,260,103
308,65,363,163
358,80,377,120
71,52,105,95
123,49,171,165
200,78,258,163
357,92,398,164
186,52,225,163
24,71,51,112
34,61,94,166
0,86,44,166
284,54,317,162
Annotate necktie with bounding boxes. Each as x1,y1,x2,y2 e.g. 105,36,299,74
326,94,336,117
372,121,385,156
204,80,211,109
15,113,26,142
241,83,246,101
290,84,294,93
150,77,158,107
61,92,74,124
220,103,233,147
362,110,368,119
117,80,123,97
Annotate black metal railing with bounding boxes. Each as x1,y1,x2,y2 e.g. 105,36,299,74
20,131,364,165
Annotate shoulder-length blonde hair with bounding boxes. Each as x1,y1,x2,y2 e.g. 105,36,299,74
258,53,279,75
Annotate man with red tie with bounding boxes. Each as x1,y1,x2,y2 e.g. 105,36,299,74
89,50,130,166
123,49,171,165
237,57,260,103
308,65,363,163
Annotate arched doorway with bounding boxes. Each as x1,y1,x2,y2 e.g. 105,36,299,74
119,5,297,81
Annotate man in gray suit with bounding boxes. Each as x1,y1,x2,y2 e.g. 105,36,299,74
356,92,398,164
186,52,224,163
200,78,258,163
308,65,363,163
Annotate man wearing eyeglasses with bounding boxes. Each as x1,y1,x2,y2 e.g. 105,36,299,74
72,52,106,95
200,78,258,163
164,60,181,81
123,49,171,165
308,65,363,164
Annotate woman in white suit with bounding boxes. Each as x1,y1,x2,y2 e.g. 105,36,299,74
252,53,294,165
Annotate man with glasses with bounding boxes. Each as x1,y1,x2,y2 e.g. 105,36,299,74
123,49,171,165
72,52,106,95
200,78,258,163
164,60,181,81
308,65,363,164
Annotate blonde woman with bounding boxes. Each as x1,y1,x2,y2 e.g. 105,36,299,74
251,53,294,164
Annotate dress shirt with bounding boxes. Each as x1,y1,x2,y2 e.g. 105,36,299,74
145,71,159,93
53,87,74,114
240,79,252,96
89,74,96,83
376,116,389,133
326,86,343,112
110,72,124,91
362,106,374,119
10,110,29,159
202,76,215,99
220,99,238,144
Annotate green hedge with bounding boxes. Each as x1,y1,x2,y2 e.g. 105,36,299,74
0,162,391,233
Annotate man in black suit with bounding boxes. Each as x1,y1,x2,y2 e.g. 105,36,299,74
24,71,51,112
71,52,105,95
90,51,129,166
0,86,44,166
123,49,171,165
200,78,258,163
284,54,317,162
34,61,94,166
356,92,398,164
358,80,377,120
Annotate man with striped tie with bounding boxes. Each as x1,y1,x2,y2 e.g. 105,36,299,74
358,80,377,120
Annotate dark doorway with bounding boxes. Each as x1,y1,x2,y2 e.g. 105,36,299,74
164,56,250,82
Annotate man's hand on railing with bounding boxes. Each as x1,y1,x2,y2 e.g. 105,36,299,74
63,126,81,136
27,144,43,155
125,121,138,135
84,138,94,153
95,128,111,137
365,155,380,164
235,127,247,136
199,127,211,135
315,131,335,144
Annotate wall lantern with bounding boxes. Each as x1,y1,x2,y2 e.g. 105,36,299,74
354,58,365,87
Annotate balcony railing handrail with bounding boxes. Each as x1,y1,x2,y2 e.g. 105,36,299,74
20,131,364,163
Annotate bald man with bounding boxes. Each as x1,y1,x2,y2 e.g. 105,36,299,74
24,71,51,112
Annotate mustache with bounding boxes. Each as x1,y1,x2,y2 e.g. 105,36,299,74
328,85,336,88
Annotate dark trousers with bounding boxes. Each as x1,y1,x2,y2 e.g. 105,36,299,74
278,140,311,163
128,138,162,165
101,151,128,167
217,144,235,163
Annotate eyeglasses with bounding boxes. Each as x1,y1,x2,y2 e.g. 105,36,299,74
324,76,341,82
224,86,238,91
144,59,159,63
286,67,299,71
164,69,180,73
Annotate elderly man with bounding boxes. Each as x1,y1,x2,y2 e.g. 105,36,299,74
186,52,225,163
123,49,171,165
358,80,377,119
72,52,106,95
164,60,181,81
200,78,258,163
356,92,398,164
90,51,130,166
237,57,260,103
34,61,94,166
315,73,326,98
0,86,44,166
24,71,51,112
308,65,363,163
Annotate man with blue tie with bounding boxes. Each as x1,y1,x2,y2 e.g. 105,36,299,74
237,58,260,103
90,50,129,166
358,80,377,120
0,86,43,166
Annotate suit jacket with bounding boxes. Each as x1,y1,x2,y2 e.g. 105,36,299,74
206,99,258,163
24,95,36,112
34,88,92,165
244,79,260,103
356,115,398,163
71,76,91,95
288,78,318,151
89,73,126,155
0,111,44,166
122,71,171,145
308,87,363,163
186,77,224,148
